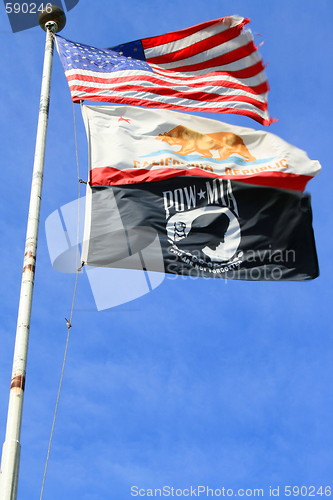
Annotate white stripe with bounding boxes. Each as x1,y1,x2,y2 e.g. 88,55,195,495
150,53,262,77
144,16,245,60
68,76,266,103
152,66,268,90
146,31,255,71
71,88,268,117
65,68,152,79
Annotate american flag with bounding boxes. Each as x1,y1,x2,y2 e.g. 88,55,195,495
55,16,272,125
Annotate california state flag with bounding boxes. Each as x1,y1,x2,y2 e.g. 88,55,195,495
81,106,320,281
82,105,320,192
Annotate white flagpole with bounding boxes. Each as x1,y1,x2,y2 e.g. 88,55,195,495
0,7,66,499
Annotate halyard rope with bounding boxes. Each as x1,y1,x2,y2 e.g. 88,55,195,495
39,102,83,500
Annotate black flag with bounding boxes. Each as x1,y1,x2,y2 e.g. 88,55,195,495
82,177,319,281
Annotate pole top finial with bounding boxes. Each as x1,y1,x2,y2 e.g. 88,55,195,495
39,5,66,33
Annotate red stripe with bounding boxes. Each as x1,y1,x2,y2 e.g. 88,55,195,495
70,85,267,110
166,41,258,73
67,72,269,95
90,167,311,192
146,24,247,65
69,82,267,110
142,17,249,49
72,94,273,125
223,61,266,79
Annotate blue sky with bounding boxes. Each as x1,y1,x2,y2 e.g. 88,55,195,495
0,1,333,499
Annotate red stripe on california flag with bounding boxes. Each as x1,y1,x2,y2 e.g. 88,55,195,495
89,167,311,192
169,41,258,73
142,17,249,49
146,24,248,65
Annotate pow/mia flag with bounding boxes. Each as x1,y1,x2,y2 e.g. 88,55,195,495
81,105,320,281
82,177,318,281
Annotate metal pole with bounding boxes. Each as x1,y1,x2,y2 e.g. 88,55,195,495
0,7,65,499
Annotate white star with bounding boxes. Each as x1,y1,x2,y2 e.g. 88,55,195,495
197,189,206,199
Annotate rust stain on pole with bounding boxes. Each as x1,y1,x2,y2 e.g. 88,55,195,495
10,375,26,391
22,264,36,273
24,251,36,259
23,250,36,273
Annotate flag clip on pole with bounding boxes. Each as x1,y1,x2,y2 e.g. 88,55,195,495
0,6,66,500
